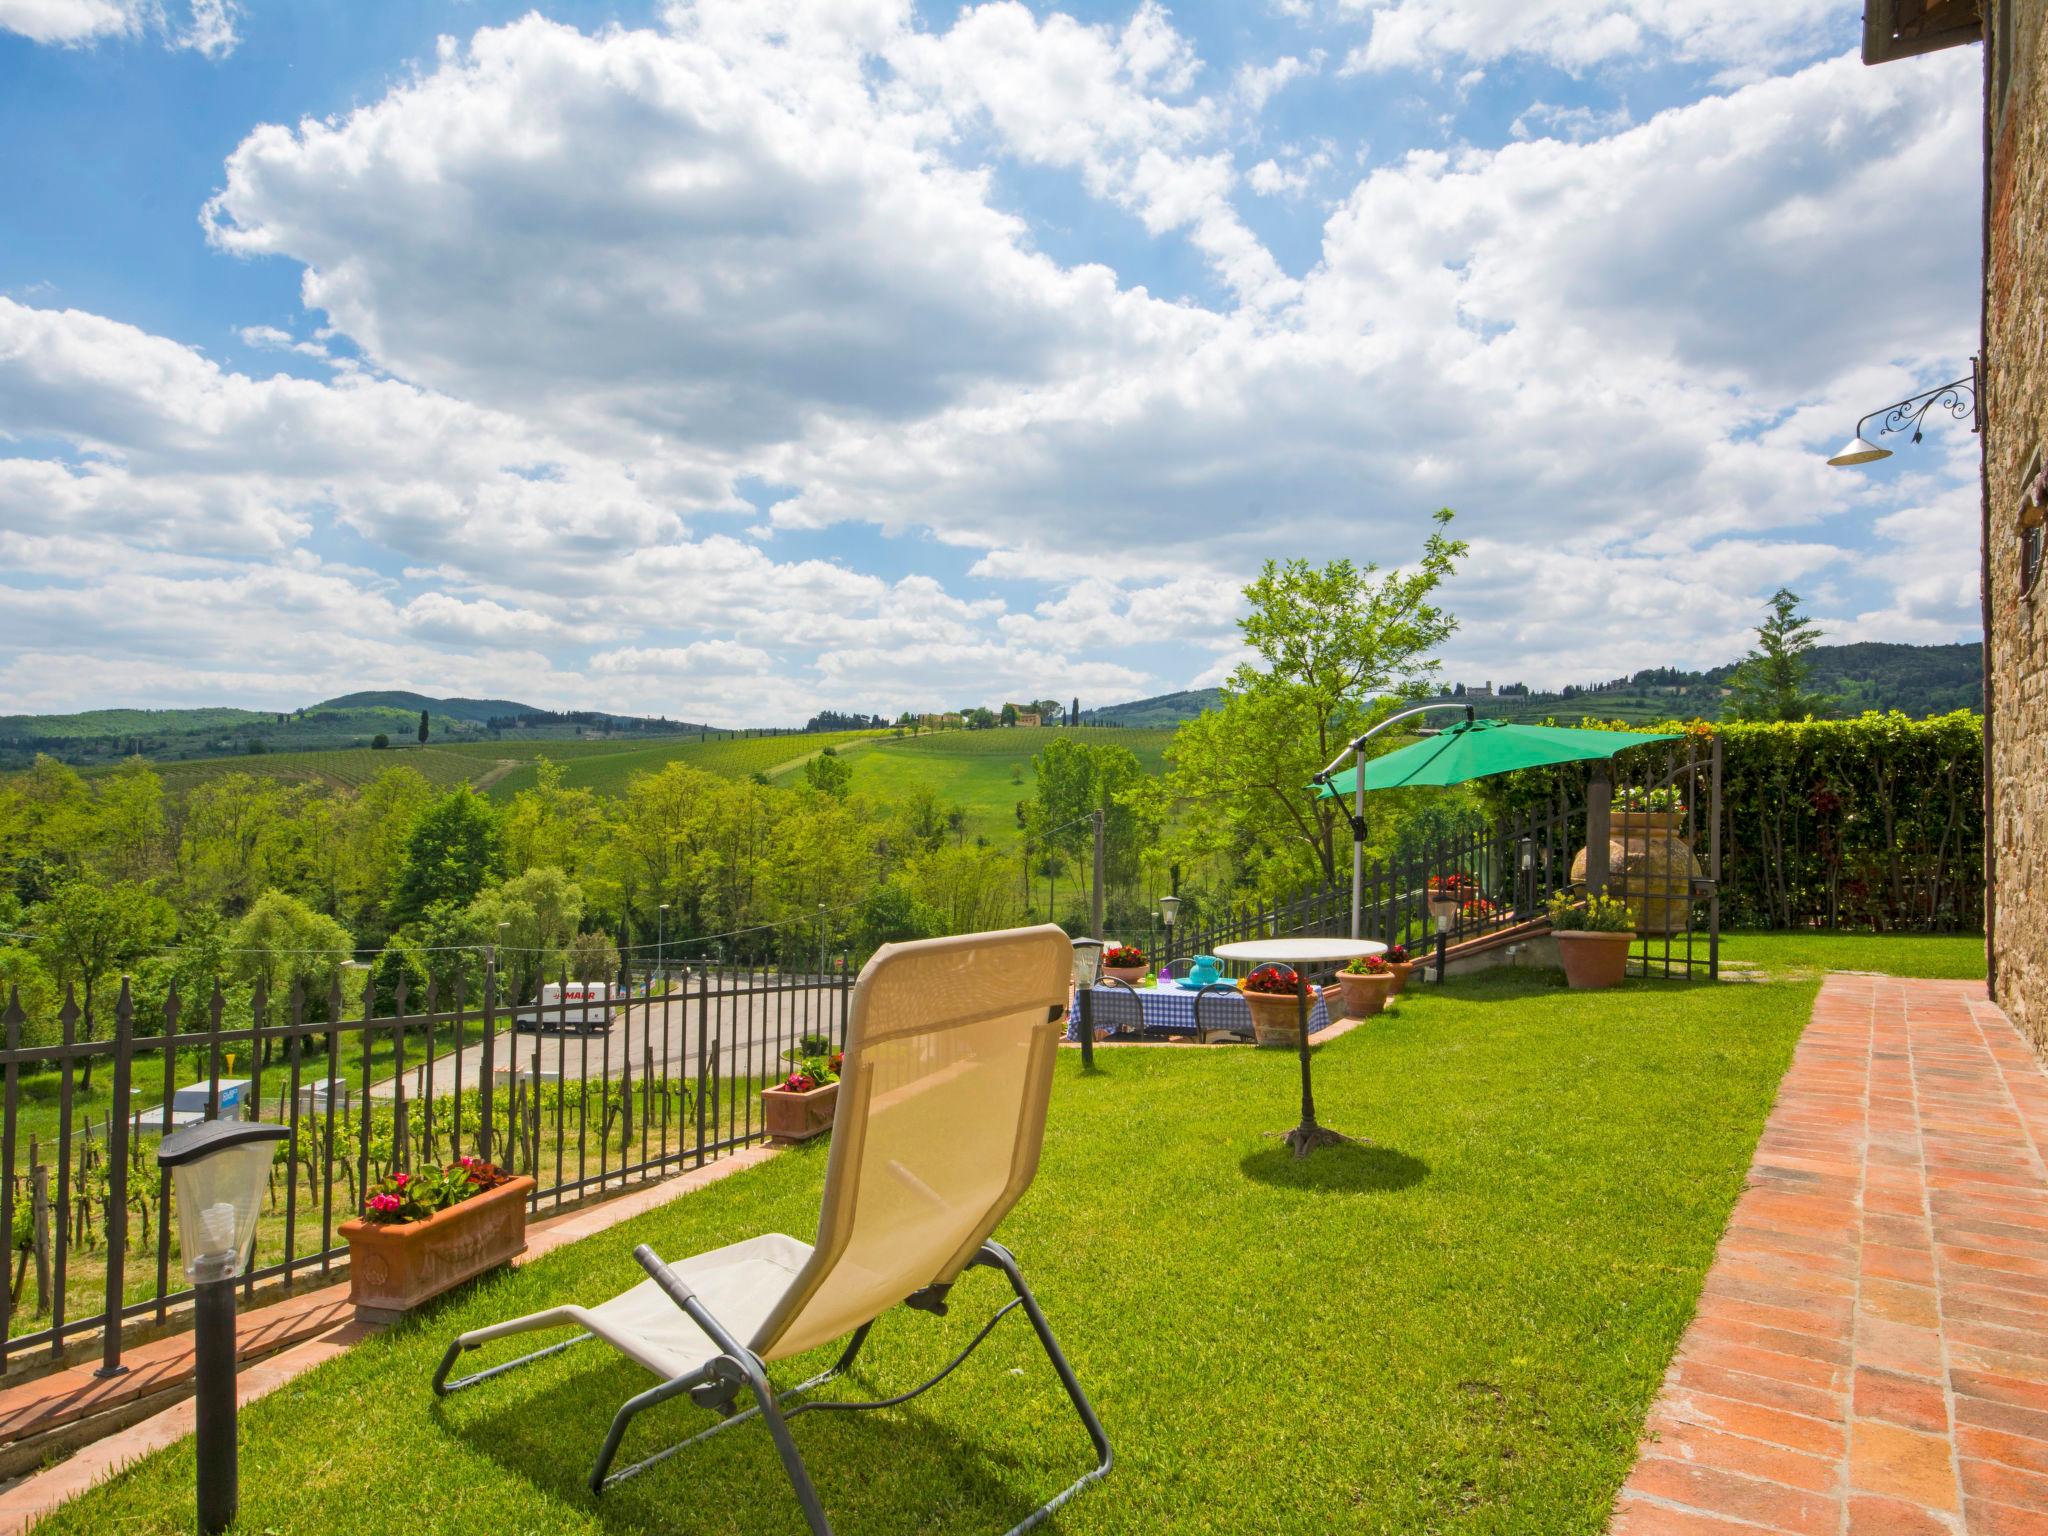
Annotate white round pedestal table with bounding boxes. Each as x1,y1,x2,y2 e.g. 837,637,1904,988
1213,938,1385,1158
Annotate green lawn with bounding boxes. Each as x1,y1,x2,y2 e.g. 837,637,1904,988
38,969,1811,1535
1718,929,1985,980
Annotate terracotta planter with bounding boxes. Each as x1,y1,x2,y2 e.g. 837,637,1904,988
1334,970,1395,1019
1570,810,1704,935
340,1174,533,1325
1101,964,1147,985
1554,930,1633,990
1240,983,1309,1047
1387,960,1415,994
763,1080,838,1142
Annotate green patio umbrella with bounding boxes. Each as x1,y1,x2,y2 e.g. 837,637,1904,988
1315,718,1679,796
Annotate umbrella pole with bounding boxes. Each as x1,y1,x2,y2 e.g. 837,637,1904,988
1350,756,1366,941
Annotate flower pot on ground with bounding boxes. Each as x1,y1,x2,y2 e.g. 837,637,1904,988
763,1055,841,1142
340,1160,533,1324
1100,944,1147,985
1547,892,1636,990
1333,955,1396,1019
1383,946,1415,994
1240,966,1310,1047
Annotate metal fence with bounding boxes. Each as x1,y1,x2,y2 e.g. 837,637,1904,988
0,958,850,1377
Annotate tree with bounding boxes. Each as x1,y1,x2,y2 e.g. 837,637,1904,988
1725,588,1835,723
468,865,584,1003
1000,702,1019,727
417,709,430,744
392,786,501,925
1169,510,1467,889
801,748,853,799
372,734,390,750
32,878,174,1083
566,929,620,984
228,891,354,1030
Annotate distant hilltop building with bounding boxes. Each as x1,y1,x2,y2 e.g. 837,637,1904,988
1014,710,1040,727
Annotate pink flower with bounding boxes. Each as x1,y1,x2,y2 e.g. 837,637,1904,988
393,1171,409,1188
367,1193,401,1216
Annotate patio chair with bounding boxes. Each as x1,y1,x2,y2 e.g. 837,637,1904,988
1193,982,1252,1044
1086,977,1145,1038
431,925,1111,1535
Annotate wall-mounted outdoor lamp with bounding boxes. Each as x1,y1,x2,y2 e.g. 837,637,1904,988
158,1119,289,1534
1827,369,1978,466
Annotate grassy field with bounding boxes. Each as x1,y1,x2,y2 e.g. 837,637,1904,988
37,967,1813,1535
1718,929,1985,980
808,727,1177,849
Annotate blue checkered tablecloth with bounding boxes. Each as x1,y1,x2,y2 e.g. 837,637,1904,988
1068,984,1332,1041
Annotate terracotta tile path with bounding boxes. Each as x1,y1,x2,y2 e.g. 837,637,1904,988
1612,975,2048,1535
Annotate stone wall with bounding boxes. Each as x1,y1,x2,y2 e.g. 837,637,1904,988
1988,0,2048,1050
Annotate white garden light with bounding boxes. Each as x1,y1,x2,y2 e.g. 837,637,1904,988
158,1118,288,1533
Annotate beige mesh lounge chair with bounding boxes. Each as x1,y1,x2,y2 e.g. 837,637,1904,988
432,925,1111,1534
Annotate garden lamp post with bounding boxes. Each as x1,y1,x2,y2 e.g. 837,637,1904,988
1826,369,1977,466
158,1119,289,1534
1158,895,1180,976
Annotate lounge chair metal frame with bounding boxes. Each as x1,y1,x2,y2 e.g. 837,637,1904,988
432,1237,1109,1534
428,925,1111,1536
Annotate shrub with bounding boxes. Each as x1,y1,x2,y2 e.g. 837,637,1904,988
1548,891,1633,932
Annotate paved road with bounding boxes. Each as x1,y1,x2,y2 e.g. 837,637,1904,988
372,977,846,1101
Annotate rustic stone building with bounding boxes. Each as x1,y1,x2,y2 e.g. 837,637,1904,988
1865,1,2047,1045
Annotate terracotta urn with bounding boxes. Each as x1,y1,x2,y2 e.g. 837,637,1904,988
1239,982,1309,1047
1101,964,1147,985
763,1080,839,1142
1553,931,1633,990
340,1174,534,1325
1570,810,1704,935
1387,960,1415,994
1334,970,1395,1019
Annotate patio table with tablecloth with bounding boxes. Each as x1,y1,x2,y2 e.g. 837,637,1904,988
1066,983,1334,1043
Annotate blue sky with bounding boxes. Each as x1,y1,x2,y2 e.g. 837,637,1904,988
0,0,1983,722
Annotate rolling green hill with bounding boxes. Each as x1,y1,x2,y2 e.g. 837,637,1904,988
0,691,711,770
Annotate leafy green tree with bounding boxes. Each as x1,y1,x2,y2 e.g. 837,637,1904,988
392,786,501,925
0,947,61,1047
228,890,354,1019
853,883,925,959
1725,588,1835,723
176,772,294,914
0,755,96,902
337,766,435,931
566,928,620,984
1169,511,1466,890
801,747,853,799
399,900,487,1003
468,865,584,1003
91,757,167,883
32,878,175,1082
